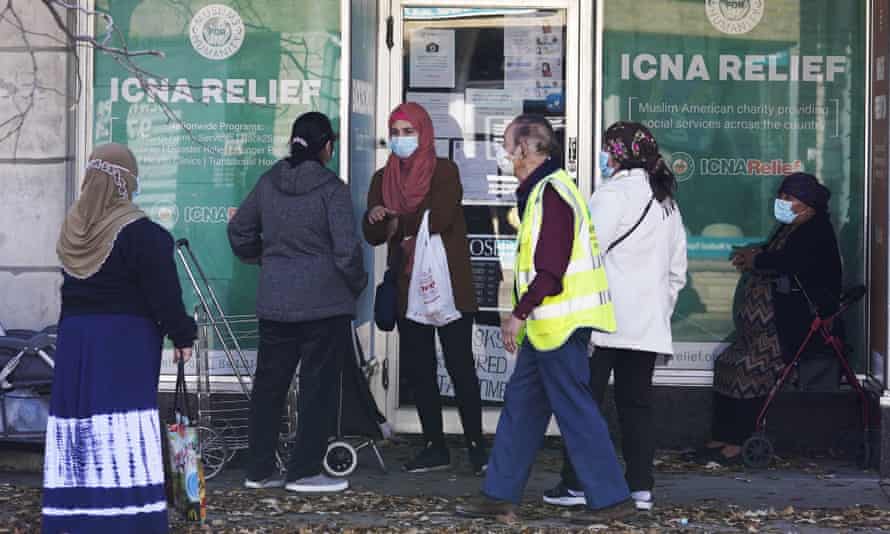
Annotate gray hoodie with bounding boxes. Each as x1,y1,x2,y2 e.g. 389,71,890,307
228,160,367,323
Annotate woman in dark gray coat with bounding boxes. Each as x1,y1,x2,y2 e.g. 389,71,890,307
228,112,367,493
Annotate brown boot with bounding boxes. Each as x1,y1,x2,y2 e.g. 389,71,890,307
455,495,517,523
570,498,636,524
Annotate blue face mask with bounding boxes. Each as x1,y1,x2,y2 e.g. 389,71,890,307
599,151,615,179
389,136,419,159
774,198,797,224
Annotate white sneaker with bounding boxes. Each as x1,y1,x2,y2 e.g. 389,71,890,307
244,474,285,489
631,490,653,511
286,474,349,493
542,482,586,506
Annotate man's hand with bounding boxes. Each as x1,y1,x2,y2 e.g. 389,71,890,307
174,347,193,363
501,315,525,354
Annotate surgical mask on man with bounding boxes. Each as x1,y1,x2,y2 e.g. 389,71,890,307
389,136,418,159
599,151,615,179
774,198,797,224
495,144,516,176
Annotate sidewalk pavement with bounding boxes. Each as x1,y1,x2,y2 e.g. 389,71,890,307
1,439,888,533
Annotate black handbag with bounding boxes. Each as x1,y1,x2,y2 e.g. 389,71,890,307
374,268,399,331
374,246,401,332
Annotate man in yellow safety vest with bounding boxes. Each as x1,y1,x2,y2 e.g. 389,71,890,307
456,115,634,524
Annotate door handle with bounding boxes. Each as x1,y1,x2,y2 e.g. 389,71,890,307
567,137,578,174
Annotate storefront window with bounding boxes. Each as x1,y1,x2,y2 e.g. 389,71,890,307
601,0,867,371
92,1,341,375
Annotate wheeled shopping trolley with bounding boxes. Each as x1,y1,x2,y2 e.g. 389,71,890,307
175,239,388,479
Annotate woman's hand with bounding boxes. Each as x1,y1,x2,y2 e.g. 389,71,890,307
368,205,395,224
731,247,759,272
174,347,193,363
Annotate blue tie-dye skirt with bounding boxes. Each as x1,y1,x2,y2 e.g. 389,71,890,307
42,314,168,534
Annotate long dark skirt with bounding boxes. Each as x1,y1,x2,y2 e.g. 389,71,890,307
42,315,167,534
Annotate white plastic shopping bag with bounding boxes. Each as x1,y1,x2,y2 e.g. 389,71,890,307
406,211,461,326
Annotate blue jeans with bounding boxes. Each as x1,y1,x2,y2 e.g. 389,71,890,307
482,329,630,509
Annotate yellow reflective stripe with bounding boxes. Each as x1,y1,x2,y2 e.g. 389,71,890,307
530,291,613,320
516,253,603,289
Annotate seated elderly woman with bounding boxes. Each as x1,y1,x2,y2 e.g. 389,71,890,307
694,172,842,464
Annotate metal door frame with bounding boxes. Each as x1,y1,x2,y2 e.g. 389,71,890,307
378,0,587,434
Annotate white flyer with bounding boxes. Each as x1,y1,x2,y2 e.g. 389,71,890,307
406,92,465,138
464,89,523,138
409,29,456,88
504,24,562,58
436,324,516,402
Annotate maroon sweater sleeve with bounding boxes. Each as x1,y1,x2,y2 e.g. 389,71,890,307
513,185,574,320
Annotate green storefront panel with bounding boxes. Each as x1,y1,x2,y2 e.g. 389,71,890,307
602,0,867,370
93,1,342,338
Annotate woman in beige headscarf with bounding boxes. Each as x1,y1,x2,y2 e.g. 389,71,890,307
43,143,196,534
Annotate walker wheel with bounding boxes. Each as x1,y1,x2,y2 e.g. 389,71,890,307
324,441,358,477
742,434,774,469
197,425,229,480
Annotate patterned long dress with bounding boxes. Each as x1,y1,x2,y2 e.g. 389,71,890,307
713,225,796,399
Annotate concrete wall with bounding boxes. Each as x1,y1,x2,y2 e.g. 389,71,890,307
0,3,73,330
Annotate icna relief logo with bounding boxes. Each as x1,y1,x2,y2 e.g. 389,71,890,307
152,200,180,230
669,152,696,182
190,4,245,60
706,0,764,35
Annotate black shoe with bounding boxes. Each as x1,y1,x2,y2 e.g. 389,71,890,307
542,481,586,507
403,442,451,473
455,495,517,523
468,441,488,476
682,445,722,461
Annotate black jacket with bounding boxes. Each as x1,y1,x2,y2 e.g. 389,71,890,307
61,218,197,348
755,212,842,360
228,160,367,322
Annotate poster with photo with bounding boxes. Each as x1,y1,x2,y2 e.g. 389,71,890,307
409,28,456,88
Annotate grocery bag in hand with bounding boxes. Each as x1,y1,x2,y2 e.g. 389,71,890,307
164,359,207,523
406,211,461,326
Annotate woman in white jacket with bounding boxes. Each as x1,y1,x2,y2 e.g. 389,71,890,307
544,122,687,512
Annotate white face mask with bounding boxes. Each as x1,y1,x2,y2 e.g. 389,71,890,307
495,144,516,176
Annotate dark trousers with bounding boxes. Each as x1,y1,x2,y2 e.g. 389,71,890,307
397,315,483,448
561,347,657,492
247,316,349,481
711,392,763,446
483,331,629,508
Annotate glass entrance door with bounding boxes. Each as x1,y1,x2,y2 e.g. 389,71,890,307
383,0,581,434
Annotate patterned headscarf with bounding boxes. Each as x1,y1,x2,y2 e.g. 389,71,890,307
603,121,662,173
603,121,678,202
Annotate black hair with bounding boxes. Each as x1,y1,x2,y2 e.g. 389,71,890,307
645,158,678,203
288,111,335,168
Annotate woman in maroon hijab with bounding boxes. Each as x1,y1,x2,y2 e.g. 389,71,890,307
363,102,486,475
